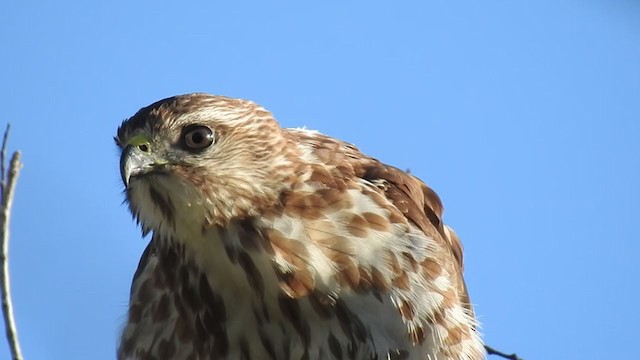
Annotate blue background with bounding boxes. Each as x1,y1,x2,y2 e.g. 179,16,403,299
1,1,639,359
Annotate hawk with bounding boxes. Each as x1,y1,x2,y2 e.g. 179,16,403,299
115,94,484,360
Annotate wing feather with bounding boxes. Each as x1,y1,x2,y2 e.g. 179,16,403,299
289,128,473,311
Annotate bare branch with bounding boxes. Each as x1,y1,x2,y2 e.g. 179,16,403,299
1,124,9,184
0,124,23,360
486,344,523,360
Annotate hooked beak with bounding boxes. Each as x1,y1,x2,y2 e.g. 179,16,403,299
120,144,164,188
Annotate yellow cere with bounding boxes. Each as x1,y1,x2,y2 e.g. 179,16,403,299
127,134,151,147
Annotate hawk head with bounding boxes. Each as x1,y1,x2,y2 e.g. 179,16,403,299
115,93,297,233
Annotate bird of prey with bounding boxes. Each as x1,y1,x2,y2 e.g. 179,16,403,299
115,94,484,360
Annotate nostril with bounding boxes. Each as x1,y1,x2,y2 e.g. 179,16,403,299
138,144,149,152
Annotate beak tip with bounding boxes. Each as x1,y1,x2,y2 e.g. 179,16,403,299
120,144,136,189
120,144,158,189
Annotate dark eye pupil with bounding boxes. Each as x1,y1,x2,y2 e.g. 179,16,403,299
182,125,214,151
191,131,204,143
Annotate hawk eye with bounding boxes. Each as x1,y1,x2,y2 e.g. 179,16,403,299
182,125,214,151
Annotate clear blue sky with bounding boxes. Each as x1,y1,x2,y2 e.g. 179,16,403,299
1,1,638,359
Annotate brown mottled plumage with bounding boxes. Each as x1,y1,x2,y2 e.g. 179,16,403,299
115,94,484,359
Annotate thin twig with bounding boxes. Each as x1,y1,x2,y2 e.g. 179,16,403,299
0,124,23,360
1,124,9,184
486,344,522,360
